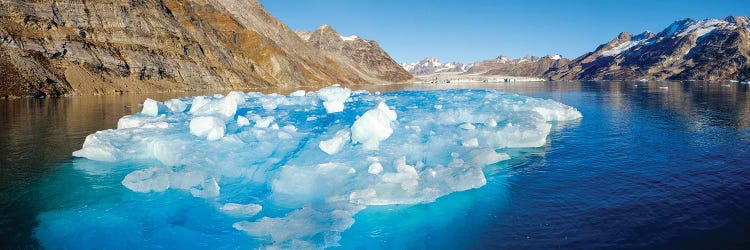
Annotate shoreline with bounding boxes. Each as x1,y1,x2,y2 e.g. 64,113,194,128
2,79,749,100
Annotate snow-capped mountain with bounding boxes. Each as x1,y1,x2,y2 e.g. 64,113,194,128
400,57,471,76
548,16,750,81
402,54,567,77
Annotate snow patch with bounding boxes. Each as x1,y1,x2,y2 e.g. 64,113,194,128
340,35,359,41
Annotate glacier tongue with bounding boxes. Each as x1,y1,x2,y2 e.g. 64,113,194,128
66,86,582,248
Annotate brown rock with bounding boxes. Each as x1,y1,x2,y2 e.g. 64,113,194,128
297,24,413,84
0,0,406,97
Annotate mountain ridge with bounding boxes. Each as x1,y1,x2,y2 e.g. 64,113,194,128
403,16,750,82
295,24,413,84
401,55,568,78
547,16,750,81
0,0,409,98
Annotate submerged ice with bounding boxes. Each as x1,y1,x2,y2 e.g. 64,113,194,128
59,86,581,248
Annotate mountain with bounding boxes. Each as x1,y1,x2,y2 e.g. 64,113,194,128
0,0,407,98
400,57,471,76
469,55,570,77
548,16,750,81
295,25,412,84
401,55,568,77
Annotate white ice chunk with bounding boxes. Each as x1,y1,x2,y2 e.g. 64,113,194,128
368,162,383,175
220,203,262,217
225,91,247,106
190,96,238,119
380,157,419,191
486,118,498,127
317,86,352,113
141,98,163,116
188,96,210,113
351,102,397,150
249,115,274,128
289,90,306,97
189,116,226,141
164,99,187,113
237,116,250,127
532,106,583,121
462,138,479,147
72,133,119,162
319,129,351,155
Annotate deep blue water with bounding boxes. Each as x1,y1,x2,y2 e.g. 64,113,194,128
1,82,749,248
339,82,750,249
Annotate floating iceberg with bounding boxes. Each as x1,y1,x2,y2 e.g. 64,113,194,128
54,87,582,248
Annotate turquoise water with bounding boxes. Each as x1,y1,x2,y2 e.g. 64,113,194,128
2,82,749,248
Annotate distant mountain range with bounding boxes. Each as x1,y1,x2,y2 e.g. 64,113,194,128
400,57,472,76
402,55,569,78
403,16,750,81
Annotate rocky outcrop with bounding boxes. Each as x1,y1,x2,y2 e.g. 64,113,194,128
296,25,413,84
0,0,406,97
547,16,750,81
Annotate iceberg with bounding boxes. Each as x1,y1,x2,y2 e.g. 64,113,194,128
53,87,582,248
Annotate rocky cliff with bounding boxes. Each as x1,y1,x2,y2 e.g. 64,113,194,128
0,0,407,97
296,25,413,84
547,16,750,81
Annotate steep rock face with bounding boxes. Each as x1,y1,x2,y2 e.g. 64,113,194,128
548,16,750,80
0,0,376,97
296,25,413,84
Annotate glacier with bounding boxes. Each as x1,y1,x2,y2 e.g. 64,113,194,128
38,86,581,249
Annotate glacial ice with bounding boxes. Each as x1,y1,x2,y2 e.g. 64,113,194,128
141,98,164,116
316,85,351,113
164,98,187,113
319,129,351,155
350,102,397,150
189,116,226,141
220,203,263,217
61,86,582,248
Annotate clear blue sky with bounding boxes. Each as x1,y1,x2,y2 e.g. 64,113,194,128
259,0,750,63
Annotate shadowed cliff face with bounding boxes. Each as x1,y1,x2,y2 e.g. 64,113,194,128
0,0,397,97
547,16,750,81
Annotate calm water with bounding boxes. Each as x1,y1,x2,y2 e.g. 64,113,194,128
1,82,749,248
